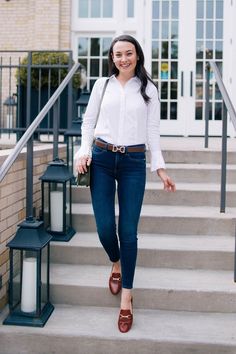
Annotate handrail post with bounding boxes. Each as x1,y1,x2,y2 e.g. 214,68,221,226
26,51,34,220
67,52,73,130
204,62,210,148
220,101,228,213
53,100,59,160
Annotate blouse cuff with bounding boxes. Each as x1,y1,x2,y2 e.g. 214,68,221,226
150,150,166,172
74,144,92,161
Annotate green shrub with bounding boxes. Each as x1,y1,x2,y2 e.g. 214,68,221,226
16,52,81,89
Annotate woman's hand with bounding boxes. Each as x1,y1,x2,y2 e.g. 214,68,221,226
75,155,92,174
157,168,176,192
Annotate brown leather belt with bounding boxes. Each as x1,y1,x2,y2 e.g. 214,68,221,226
95,139,146,153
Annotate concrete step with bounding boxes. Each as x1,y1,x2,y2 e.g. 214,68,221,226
48,263,236,312
162,149,236,164
72,204,236,236
1,305,236,354
51,233,234,270
148,163,236,183
73,182,236,207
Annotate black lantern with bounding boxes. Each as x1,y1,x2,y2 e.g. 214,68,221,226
39,158,75,242
3,95,17,129
3,219,54,327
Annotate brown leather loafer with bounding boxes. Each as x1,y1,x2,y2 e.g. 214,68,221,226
118,307,133,333
109,272,122,295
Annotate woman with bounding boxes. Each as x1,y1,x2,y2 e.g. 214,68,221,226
75,34,176,333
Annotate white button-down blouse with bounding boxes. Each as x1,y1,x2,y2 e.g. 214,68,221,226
75,75,166,171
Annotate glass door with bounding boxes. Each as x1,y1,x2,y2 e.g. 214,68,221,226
151,0,225,136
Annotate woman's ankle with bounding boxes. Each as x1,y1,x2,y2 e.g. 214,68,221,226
112,261,121,273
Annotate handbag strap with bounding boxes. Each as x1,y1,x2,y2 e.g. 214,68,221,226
94,78,109,129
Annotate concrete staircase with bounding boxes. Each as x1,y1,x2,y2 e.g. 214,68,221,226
1,138,236,354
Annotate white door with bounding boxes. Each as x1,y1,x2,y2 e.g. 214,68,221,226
149,0,226,136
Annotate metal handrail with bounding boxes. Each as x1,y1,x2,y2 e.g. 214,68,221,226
209,61,236,130
0,61,80,183
205,61,236,213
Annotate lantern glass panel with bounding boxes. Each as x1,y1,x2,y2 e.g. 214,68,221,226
10,249,46,316
66,180,71,229
48,182,64,233
10,249,22,310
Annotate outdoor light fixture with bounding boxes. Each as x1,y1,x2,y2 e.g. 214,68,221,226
40,158,75,242
3,95,17,129
3,219,54,327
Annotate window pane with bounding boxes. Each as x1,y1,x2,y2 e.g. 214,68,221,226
152,62,159,79
171,82,177,99
215,21,223,39
197,1,204,18
103,0,113,17
206,41,213,59
152,21,159,38
162,1,169,19
161,82,168,99
79,58,87,71
78,38,88,56
91,0,101,17
215,83,222,100
127,0,134,17
206,1,214,18
171,62,178,79
161,102,168,119
90,59,100,76
171,41,178,59
196,41,204,58
162,21,169,39
215,41,223,59
102,59,109,76
79,0,88,17
161,41,169,59
171,21,178,39
91,38,100,56
152,1,160,19
216,61,222,75
102,37,112,56
196,82,203,99
170,102,177,119
171,2,178,19
196,62,203,79
197,21,204,38
152,41,159,58
195,102,203,120
215,102,222,120
216,1,223,19
161,62,169,79
206,21,213,39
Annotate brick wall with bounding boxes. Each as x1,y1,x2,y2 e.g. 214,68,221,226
0,0,71,51
0,144,66,309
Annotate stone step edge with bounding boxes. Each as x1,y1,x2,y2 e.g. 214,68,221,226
51,233,234,253
1,305,236,349
72,203,236,219
49,263,236,293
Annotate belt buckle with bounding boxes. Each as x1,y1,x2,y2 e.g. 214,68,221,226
112,145,125,153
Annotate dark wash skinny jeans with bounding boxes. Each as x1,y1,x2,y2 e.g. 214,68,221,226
90,141,146,289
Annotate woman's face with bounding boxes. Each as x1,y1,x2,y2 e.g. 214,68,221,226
112,41,138,76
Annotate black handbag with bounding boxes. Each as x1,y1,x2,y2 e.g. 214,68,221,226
76,166,90,187
77,78,109,187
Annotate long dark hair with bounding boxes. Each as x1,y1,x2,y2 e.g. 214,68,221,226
108,35,154,103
